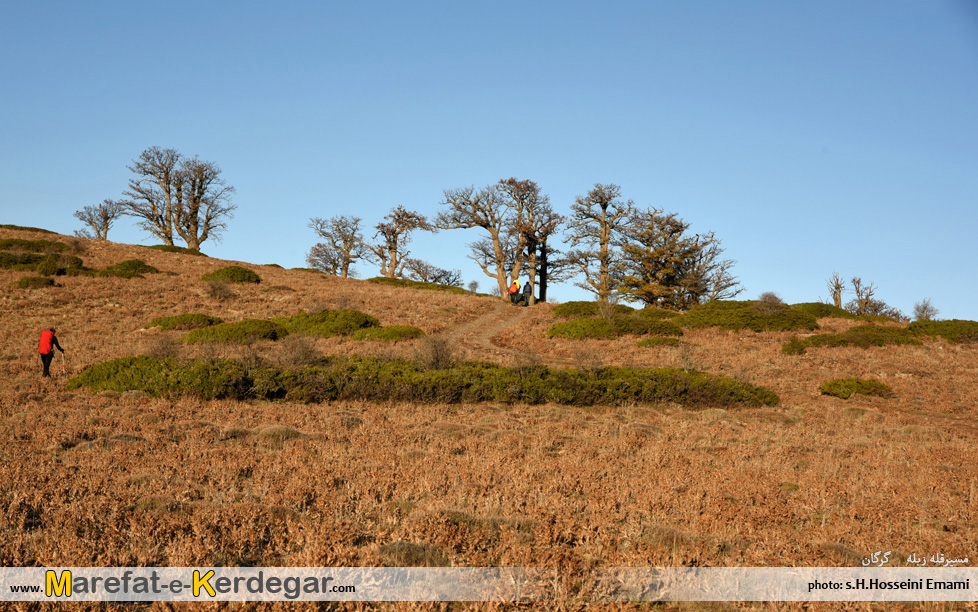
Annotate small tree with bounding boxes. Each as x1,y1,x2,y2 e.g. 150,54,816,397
912,298,939,321
826,273,846,309
369,206,434,278
845,277,905,320
74,199,124,240
403,258,462,286
307,215,367,278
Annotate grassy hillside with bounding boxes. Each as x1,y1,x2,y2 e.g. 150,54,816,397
2,227,977,611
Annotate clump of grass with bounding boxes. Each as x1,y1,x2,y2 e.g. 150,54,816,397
790,303,855,319
16,276,55,289
183,319,288,344
676,300,818,332
378,541,450,567
145,244,207,256
201,265,261,284
204,281,237,301
102,259,160,278
547,316,683,339
908,319,978,344
273,310,379,338
782,325,922,355
638,337,682,348
367,276,469,295
354,326,426,342
820,378,894,400
144,314,224,331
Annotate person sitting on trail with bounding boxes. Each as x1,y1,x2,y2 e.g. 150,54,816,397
519,282,533,307
38,328,65,378
508,279,520,305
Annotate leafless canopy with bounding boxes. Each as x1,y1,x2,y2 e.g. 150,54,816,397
307,215,367,278
369,206,434,278
564,183,634,303
73,199,125,240
403,258,462,286
121,146,235,250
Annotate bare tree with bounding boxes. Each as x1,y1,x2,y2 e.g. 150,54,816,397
307,215,367,278
501,178,563,305
368,206,434,278
912,298,939,321
403,258,462,286
121,147,235,250
565,183,634,303
73,199,124,240
826,272,846,308
846,277,905,320
436,184,511,298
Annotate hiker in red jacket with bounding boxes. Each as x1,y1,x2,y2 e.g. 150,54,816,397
38,328,65,378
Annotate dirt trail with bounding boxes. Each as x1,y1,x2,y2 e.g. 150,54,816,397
443,302,575,367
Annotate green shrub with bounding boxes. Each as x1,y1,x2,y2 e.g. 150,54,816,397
145,314,224,331
0,238,67,252
201,265,261,284
637,337,682,348
35,255,61,277
367,276,469,295
548,315,683,339
16,276,55,289
146,244,207,256
273,310,380,338
0,225,57,234
0,252,44,269
676,300,819,332
291,267,325,274
551,301,635,318
782,325,922,355
790,303,855,319
908,319,978,344
855,314,901,323
820,378,894,400
183,319,288,344
634,307,680,320
103,259,160,278
70,354,780,408
353,326,426,342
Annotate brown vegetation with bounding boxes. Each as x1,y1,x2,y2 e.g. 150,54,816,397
2,227,977,611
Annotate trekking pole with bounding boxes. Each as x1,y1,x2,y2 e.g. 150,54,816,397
61,352,66,377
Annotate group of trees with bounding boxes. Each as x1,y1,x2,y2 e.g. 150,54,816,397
304,180,742,309
826,274,938,322
74,146,236,251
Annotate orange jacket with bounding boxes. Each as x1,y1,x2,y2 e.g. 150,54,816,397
508,282,519,295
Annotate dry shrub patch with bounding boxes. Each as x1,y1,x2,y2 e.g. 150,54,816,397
676,300,818,332
145,244,207,256
183,319,288,344
782,325,922,355
16,276,55,289
70,354,780,407
201,265,261,284
638,337,682,348
273,309,380,338
145,313,224,331
551,301,637,318
353,325,426,342
908,319,978,344
820,378,894,400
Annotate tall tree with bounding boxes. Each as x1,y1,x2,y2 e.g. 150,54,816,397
121,147,235,250
436,184,512,299
307,215,367,278
73,199,124,240
369,206,434,278
564,183,633,303
499,178,562,305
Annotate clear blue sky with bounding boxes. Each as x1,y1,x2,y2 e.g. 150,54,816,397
3,1,976,317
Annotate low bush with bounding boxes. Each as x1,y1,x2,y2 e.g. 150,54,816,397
35,255,61,277
820,378,894,400
273,310,380,338
367,276,469,295
634,307,680,320
291,267,325,274
0,224,57,234
548,316,684,340
782,325,922,355
551,301,636,318
790,303,855,319
854,314,901,323
0,252,44,269
102,259,160,278
70,355,781,408
908,319,978,344
676,300,818,332
0,238,68,252
183,319,288,344
145,314,224,331
201,265,261,284
146,244,207,256
637,337,682,348
16,276,55,289
354,326,426,342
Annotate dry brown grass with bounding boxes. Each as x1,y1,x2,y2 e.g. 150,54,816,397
2,228,978,611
